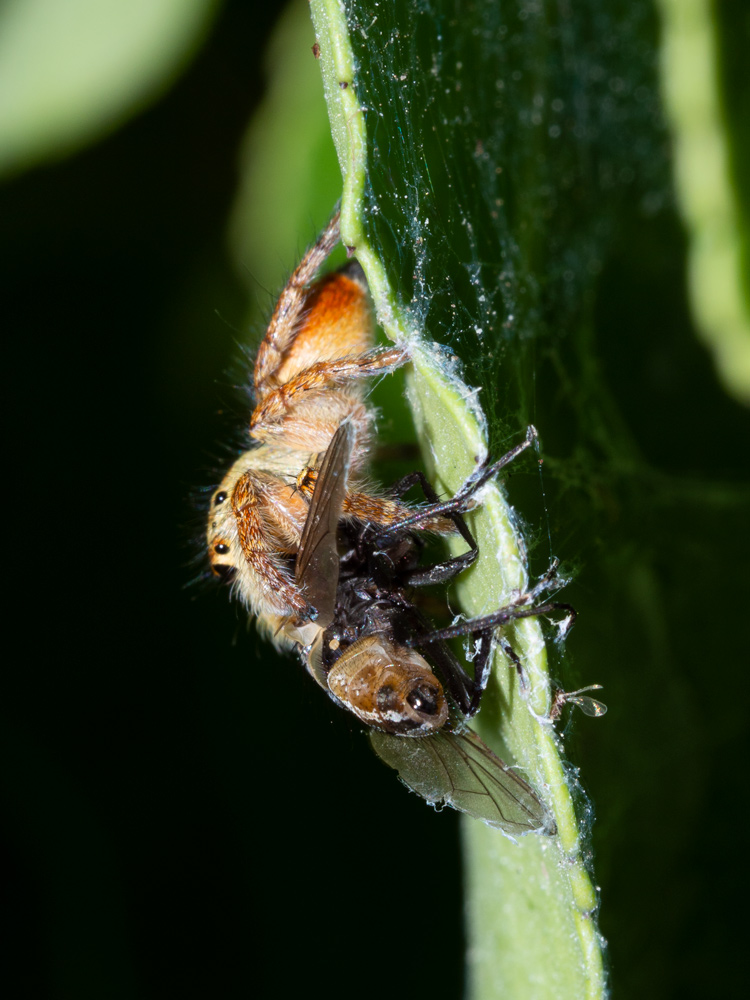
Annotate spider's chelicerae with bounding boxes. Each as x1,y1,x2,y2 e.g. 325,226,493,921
207,210,454,646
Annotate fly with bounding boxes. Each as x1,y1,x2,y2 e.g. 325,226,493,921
291,421,577,836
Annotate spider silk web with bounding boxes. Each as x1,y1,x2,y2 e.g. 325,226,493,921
344,0,666,467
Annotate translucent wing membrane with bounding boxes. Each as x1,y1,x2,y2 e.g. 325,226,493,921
551,684,608,720
368,727,556,837
569,695,608,718
295,421,355,627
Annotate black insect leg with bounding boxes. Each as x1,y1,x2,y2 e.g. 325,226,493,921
417,625,527,720
448,424,539,511
413,558,574,645
419,629,483,718
386,469,439,501
464,631,494,717
410,624,522,721
461,632,534,719
400,601,505,720
422,600,576,645
409,560,575,718
361,427,537,591
365,470,480,586
402,498,478,586
396,602,484,717
497,637,530,698
392,563,571,722
371,425,539,541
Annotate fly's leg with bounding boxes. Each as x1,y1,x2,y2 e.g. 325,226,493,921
404,604,485,718
423,598,576,645
497,637,529,698
360,469,479,586
411,561,575,708
370,425,539,540
417,558,574,644
356,428,536,590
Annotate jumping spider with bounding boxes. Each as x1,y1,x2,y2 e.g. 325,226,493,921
207,210,454,647
207,210,600,831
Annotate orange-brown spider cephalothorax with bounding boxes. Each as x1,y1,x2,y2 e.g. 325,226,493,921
207,210,454,645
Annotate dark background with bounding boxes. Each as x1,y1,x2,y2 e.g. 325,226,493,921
3,1,750,998
3,2,467,997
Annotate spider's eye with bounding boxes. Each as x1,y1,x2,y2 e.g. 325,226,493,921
214,542,229,555
214,491,228,506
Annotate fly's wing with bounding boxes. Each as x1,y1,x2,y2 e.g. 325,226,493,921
295,421,355,628
368,727,556,837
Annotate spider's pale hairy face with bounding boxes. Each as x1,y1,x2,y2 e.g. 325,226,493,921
206,211,408,642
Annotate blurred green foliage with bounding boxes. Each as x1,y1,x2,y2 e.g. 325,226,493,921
0,0,218,177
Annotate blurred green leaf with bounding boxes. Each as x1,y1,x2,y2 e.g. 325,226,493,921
0,0,218,177
227,0,340,319
656,0,750,403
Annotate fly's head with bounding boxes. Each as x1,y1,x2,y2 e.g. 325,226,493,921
326,634,449,736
